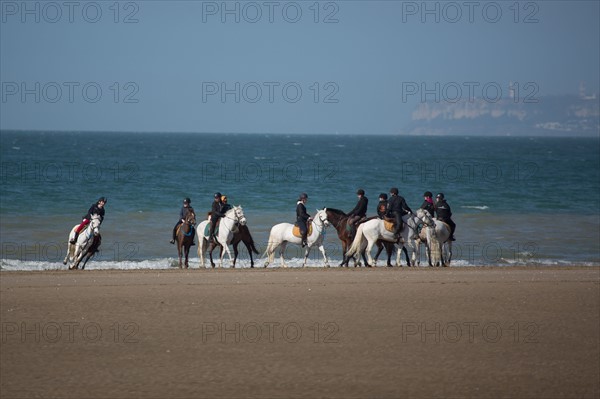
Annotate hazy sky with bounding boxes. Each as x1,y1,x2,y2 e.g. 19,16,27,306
1,0,598,134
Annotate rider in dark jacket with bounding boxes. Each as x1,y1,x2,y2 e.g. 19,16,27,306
386,188,413,239
209,192,225,243
70,197,107,244
170,197,195,245
434,193,456,241
377,193,388,219
296,193,310,247
419,191,435,217
347,189,368,226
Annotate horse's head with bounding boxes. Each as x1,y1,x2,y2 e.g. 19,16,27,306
185,211,196,226
89,214,102,236
232,206,247,226
416,208,434,226
315,209,329,227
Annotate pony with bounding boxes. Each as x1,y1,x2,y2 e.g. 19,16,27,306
63,213,102,270
345,214,418,267
415,209,452,267
176,210,196,269
197,206,247,268
263,209,330,268
212,224,260,268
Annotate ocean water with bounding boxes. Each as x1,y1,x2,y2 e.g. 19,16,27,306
1,131,599,270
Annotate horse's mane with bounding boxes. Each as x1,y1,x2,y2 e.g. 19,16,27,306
326,208,347,216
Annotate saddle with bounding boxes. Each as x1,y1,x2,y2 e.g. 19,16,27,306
203,219,220,236
292,224,312,238
383,217,396,232
177,224,195,237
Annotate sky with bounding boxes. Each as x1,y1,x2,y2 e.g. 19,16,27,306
1,0,599,134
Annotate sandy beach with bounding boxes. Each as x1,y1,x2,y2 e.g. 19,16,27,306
1,267,598,398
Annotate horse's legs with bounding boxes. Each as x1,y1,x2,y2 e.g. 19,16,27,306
374,242,384,265
220,242,233,268
177,243,183,269
279,242,288,268
244,242,254,268
318,245,329,267
209,242,217,268
232,242,239,268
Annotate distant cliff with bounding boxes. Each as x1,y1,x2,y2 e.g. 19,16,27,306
401,95,599,136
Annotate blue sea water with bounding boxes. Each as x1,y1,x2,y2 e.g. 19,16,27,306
1,131,599,270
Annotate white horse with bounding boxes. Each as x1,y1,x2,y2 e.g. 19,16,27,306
346,214,418,267
197,206,247,268
263,209,330,268
63,214,102,270
414,209,452,267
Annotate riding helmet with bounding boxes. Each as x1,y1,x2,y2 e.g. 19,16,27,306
436,193,445,200
357,189,365,196
98,197,107,203
299,193,308,200
424,191,433,198
214,192,222,199
183,197,191,204
379,193,388,200
390,187,399,195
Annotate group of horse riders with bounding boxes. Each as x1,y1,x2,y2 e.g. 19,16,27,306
346,188,456,242
168,193,233,246
70,188,456,252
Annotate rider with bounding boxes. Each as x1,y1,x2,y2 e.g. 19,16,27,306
296,193,310,247
70,197,107,244
170,197,195,245
377,193,388,219
220,195,232,213
386,188,413,240
434,193,456,241
209,192,225,243
347,189,368,226
420,191,435,217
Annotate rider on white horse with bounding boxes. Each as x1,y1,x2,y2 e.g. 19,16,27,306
70,197,106,244
434,193,456,241
296,193,310,247
386,188,413,240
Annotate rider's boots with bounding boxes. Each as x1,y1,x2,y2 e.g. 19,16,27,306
70,232,79,245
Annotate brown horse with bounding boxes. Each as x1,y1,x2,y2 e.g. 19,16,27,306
325,208,394,267
210,224,260,268
176,210,196,268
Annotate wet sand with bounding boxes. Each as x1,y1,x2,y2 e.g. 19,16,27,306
1,267,599,398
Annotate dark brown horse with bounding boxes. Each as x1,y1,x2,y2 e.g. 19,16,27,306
325,209,392,267
326,208,409,267
211,224,260,268
176,211,196,268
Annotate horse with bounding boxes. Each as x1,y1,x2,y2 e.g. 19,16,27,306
176,210,196,269
415,209,452,267
263,209,330,268
325,209,397,267
345,214,418,267
213,224,260,268
63,214,102,270
197,206,247,268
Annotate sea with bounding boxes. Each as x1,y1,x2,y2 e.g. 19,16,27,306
1,131,599,270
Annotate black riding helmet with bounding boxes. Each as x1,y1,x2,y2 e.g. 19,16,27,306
214,192,222,199
356,189,365,196
299,193,308,200
436,193,445,200
98,197,107,203
379,193,388,200
390,187,399,195
424,191,433,198
183,197,191,204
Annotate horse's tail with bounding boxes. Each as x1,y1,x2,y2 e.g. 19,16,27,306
346,223,365,257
